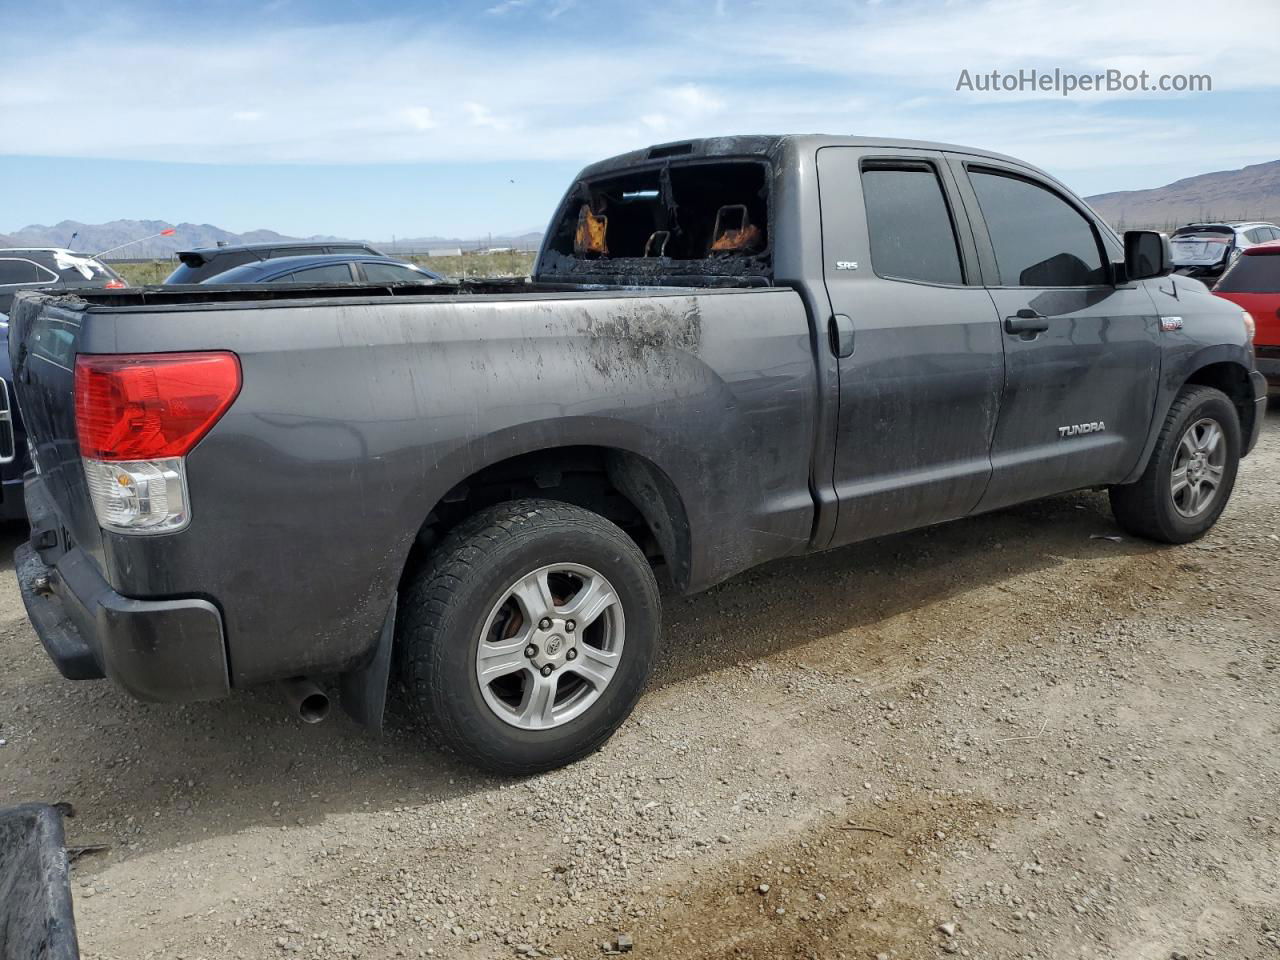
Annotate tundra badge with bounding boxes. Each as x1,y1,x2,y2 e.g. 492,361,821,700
1059,421,1106,438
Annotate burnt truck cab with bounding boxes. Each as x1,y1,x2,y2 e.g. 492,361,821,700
8,135,1267,774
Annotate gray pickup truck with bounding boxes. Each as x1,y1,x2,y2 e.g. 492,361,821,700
9,135,1266,773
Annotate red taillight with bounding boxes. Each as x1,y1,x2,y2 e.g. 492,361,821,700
105,279,126,289
75,352,241,460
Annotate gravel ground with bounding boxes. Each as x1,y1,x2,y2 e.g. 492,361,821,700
2,405,1278,960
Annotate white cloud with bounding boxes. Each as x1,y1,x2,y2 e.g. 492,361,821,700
0,0,1274,193
669,84,724,116
464,102,509,130
401,106,435,131
486,0,530,14
486,0,575,16
718,0,1280,97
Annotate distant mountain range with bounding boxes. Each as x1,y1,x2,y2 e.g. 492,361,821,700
1085,159,1280,231
0,219,543,260
0,220,341,260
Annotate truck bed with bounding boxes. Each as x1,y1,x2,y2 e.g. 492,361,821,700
9,280,818,694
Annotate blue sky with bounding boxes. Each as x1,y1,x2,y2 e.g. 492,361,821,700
1,0,1277,240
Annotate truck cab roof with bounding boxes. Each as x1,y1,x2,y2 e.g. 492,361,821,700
537,134,1099,286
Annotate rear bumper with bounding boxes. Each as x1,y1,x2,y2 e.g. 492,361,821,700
15,475,230,703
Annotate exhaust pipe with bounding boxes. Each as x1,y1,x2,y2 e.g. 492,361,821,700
280,677,331,724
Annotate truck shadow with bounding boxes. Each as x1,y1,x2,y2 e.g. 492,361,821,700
655,487,1159,685
0,486,1175,861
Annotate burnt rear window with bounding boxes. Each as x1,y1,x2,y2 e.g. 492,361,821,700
1215,251,1280,293
541,160,771,281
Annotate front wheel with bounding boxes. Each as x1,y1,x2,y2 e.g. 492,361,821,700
397,499,661,774
1109,385,1241,543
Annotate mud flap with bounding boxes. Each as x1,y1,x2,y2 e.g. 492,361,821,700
339,596,397,732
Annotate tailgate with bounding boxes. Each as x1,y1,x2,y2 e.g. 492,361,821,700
7,294,103,556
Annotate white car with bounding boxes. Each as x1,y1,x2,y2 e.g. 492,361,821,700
0,248,126,313
1170,221,1280,281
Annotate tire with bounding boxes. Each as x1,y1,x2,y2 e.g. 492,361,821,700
1109,385,1241,544
397,498,661,774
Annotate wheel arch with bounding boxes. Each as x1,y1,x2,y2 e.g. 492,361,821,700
1182,359,1258,452
340,425,694,731
1122,351,1258,485
404,421,695,592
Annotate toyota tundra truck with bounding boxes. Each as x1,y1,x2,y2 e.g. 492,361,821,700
8,135,1267,774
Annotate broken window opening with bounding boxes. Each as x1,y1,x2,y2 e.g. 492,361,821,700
545,159,772,280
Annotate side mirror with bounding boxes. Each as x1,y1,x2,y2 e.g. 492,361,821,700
1122,230,1173,282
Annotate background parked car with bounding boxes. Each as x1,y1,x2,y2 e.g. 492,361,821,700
0,247,125,313
1213,238,1280,395
1170,221,1280,281
201,254,442,285
0,247,123,521
164,241,388,284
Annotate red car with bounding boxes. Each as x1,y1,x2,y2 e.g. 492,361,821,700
1214,239,1280,395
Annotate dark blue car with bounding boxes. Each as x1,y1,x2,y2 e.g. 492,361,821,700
202,254,442,286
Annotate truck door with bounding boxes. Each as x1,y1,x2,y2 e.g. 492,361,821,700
815,146,1005,548
947,157,1162,512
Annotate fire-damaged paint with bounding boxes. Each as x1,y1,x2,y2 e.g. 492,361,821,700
7,134,1266,713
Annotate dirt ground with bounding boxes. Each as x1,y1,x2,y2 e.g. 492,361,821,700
3,406,1278,960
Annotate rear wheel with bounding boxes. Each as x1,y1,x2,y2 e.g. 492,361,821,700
397,499,661,774
1109,385,1240,543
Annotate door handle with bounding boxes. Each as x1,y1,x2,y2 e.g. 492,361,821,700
828,314,854,358
1004,308,1050,335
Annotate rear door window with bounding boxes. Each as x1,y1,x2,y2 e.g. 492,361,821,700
360,262,433,284
1215,254,1280,293
860,163,964,285
0,259,54,285
274,263,355,283
969,169,1107,287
